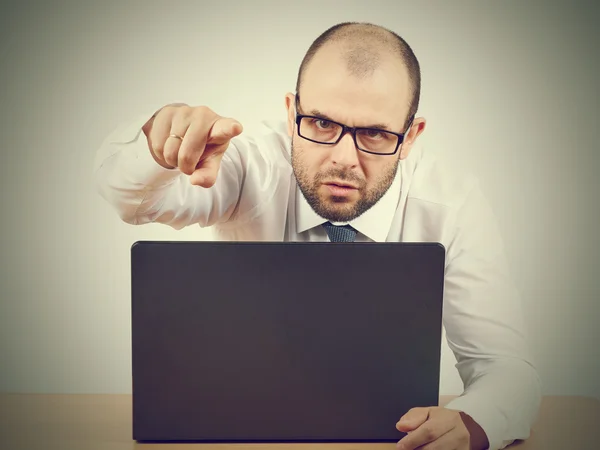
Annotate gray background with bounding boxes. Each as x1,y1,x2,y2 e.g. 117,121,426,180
0,0,598,398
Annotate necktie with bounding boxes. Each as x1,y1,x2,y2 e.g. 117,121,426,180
322,222,358,242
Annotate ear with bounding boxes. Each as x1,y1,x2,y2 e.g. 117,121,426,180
284,92,296,137
399,117,426,160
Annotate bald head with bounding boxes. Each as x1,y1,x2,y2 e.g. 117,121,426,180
295,22,421,127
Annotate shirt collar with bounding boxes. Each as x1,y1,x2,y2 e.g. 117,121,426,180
296,166,402,242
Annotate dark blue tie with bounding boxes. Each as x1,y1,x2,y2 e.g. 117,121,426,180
322,222,358,242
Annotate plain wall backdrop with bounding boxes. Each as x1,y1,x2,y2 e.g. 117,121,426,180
0,0,598,398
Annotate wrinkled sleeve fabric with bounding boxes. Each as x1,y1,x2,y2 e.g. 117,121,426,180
93,112,273,229
442,180,542,450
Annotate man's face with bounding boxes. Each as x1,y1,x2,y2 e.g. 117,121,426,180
286,43,424,223
291,131,400,223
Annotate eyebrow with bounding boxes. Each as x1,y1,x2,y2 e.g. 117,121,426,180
309,108,391,131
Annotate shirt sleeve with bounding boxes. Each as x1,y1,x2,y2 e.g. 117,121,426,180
442,180,542,450
92,111,268,229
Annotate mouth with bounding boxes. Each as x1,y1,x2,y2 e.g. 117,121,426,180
322,181,359,197
323,180,359,190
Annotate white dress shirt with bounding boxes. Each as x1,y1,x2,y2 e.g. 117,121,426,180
94,112,541,450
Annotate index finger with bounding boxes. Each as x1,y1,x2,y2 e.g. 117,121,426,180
207,117,243,145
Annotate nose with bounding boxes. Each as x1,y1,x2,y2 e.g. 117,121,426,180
329,130,359,168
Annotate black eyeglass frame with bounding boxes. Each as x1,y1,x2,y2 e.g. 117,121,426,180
294,95,414,156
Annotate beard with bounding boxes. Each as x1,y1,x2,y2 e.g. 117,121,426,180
291,137,400,223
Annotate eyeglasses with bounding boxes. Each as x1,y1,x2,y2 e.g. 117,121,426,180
294,95,413,156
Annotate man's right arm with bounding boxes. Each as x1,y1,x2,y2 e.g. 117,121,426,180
93,104,246,230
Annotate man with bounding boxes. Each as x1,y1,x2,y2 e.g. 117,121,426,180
94,22,541,450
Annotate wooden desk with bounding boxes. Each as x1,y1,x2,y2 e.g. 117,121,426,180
1,394,599,450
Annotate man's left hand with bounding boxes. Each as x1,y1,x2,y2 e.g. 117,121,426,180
395,406,476,450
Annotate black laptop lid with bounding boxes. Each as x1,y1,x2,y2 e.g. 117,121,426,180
131,241,445,442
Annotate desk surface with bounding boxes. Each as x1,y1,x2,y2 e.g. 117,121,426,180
1,394,599,450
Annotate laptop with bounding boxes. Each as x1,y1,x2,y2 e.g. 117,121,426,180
131,241,445,443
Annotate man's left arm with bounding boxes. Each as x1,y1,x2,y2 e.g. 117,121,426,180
439,179,542,450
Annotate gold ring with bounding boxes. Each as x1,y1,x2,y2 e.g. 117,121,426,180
169,133,184,141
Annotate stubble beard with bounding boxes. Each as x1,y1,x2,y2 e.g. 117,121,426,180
291,139,400,223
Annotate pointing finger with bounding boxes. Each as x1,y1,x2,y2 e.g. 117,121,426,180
207,117,243,145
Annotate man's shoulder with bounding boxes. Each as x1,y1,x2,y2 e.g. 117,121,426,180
405,145,480,211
